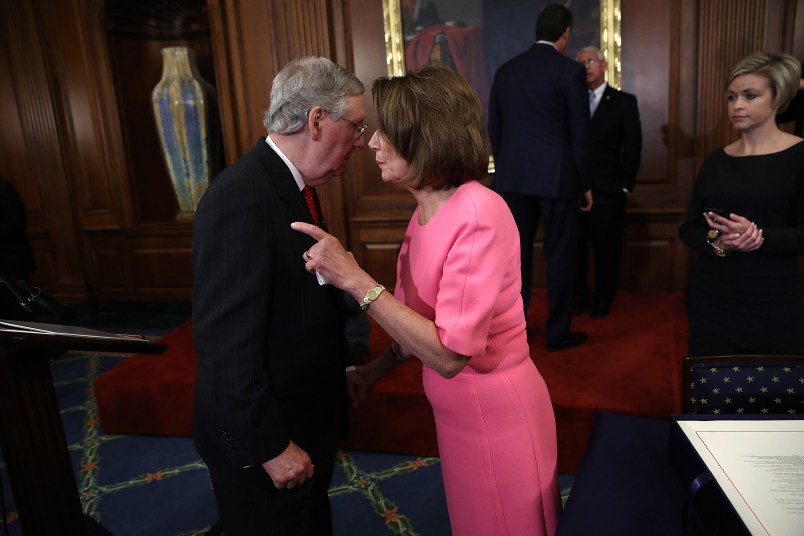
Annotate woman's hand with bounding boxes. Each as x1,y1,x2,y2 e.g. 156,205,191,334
346,368,371,407
291,222,373,295
345,353,400,406
703,211,764,252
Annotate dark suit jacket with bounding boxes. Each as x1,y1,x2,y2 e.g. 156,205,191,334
589,85,642,195
488,43,591,199
191,139,349,471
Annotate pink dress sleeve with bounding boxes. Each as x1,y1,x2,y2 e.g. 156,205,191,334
434,188,515,357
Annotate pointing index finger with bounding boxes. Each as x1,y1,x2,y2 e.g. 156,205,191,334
291,221,327,241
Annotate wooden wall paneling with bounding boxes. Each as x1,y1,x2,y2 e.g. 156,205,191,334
0,18,44,235
764,0,796,52
620,0,672,192
795,0,804,57
354,224,406,290
270,0,333,59
128,241,193,300
347,0,419,214
209,0,275,161
620,238,678,291
669,0,701,289
694,0,767,160
49,0,124,231
345,0,418,279
620,212,685,291
85,231,193,301
617,0,690,292
0,0,88,297
210,0,337,160
90,249,128,292
209,0,249,164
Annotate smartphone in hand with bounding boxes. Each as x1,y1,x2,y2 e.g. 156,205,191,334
703,206,730,218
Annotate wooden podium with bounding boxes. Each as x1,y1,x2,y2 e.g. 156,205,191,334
0,320,167,535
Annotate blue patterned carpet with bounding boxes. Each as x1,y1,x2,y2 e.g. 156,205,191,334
1,338,572,535
0,350,455,535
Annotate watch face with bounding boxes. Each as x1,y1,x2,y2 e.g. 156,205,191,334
706,229,719,243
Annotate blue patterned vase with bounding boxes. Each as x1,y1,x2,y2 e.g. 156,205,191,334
151,46,218,222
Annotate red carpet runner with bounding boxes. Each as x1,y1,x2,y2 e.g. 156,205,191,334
94,290,688,474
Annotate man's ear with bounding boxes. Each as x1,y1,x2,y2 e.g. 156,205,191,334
308,106,325,140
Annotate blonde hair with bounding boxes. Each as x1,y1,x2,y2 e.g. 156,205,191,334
727,52,800,113
371,65,488,190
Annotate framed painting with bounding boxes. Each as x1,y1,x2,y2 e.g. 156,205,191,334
382,0,622,91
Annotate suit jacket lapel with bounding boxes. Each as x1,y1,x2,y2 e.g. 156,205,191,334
251,140,315,231
250,139,342,303
591,86,613,124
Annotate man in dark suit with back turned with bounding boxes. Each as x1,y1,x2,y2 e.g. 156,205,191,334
489,3,593,351
192,56,370,535
573,46,642,319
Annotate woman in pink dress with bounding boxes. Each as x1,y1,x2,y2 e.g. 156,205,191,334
292,65,561,535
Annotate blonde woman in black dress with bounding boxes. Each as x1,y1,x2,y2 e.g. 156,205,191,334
679,52,804,357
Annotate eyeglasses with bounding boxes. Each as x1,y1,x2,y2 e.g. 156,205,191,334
340,116,368,136
579,58,603,65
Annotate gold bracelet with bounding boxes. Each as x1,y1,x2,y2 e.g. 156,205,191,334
711,243,728,257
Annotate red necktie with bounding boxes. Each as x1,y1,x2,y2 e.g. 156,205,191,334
302,186,321,227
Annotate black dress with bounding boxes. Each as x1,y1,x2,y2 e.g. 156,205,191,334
679,141,804,357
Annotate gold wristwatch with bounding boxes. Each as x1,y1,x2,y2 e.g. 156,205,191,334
706,229,727,257
360,285,385,311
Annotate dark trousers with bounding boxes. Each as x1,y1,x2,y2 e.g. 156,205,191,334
201,396,342,536
575,191,626,307
208,457,336,536
502,192,579,345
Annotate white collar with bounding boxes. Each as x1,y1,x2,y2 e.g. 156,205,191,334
591,82,607,101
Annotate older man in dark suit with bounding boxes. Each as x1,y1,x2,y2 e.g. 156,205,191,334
573,46,642,318
192,56,370,535
489,4,592,351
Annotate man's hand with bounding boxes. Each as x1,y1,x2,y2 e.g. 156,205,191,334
346,367,372,406
262,441,314,489
579,190,593,212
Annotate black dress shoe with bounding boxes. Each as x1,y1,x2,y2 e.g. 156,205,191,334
545,331,588,352
590,304,610,318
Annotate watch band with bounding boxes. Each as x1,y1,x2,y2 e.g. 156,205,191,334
711,243,728,257
359,285,385,311
706,228,728,257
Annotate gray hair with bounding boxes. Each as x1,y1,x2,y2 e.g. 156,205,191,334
577,46,606,62
263,56,365,134
727,52,800,113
